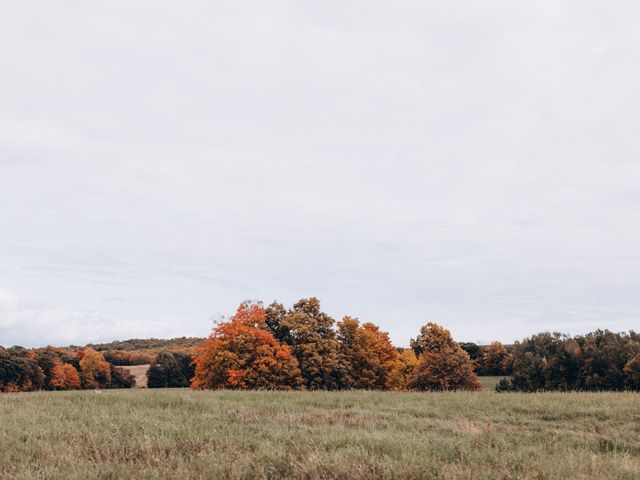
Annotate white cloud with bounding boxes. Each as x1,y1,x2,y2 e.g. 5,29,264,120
1,1,639,347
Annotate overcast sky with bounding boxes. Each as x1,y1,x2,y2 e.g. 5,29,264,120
1,2,639,348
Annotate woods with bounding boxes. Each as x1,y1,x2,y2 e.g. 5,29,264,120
0,346,135,392
497,330,640,392
2,298,640,393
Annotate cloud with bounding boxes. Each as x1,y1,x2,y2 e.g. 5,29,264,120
1,2,639,347
0,288,190,347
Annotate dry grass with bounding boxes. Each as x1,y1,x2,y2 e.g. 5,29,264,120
121,364,150,388
1,389,639,479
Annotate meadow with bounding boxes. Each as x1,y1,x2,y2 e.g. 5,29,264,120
1,386,639,480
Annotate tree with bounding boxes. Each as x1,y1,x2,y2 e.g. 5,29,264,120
36,348,64,390
337,317,399,389
577,330,640,391
409,323,480,391
109,365,136,389
504,333,577,392
480,341,513,376
148,351,194,388
498,330,640,392
624,353,640,390
410,323,459,356
0,346,44,392
459,342,481,361
61,364,82,390
266,298,349,390
192,301,303,390
386,348,418,390
49,363,81,390
79,348,111,389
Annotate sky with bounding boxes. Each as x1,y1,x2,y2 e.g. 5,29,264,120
1,1,640,348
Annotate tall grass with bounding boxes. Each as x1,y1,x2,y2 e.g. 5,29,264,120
1,389,639,479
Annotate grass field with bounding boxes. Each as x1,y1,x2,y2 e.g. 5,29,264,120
1,388,639,480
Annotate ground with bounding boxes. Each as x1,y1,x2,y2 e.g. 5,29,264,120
1,388,639,479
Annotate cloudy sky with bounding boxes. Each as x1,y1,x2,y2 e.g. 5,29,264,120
1,2,639,348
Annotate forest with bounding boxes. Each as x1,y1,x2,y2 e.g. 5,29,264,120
2,298,639,393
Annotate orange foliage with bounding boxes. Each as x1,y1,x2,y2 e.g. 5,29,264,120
49,361,67,390
481,341,513,376
79,348,111,389
191,302,303,390
409,323,481,391
63,364,81,390
387,349,418,390
337,317,399,389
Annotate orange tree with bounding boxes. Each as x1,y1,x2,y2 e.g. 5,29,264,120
79,348,112,389
337,316,399,389
50,362,81,390
386,348,418,390
409,323,481,391
192,301,303,390
480,341,513,376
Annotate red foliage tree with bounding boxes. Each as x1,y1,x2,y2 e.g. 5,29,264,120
192,302,303,390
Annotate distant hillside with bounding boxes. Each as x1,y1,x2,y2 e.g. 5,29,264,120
85,337,204,352
61,337,207,366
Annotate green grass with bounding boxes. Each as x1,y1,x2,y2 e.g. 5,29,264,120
1,389,640,479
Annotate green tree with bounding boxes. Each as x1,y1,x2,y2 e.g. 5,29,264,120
148,351,194,388
266,298,349,390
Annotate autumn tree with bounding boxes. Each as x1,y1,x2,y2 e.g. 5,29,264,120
0,346,44,392
480,341,513,376
192,301,303,390
49,363,81,390
386,348,418,390
337,317,399,389
624,353,640,390
265,298,349,390
410,323,459,356
79,348,112,389
409,323,481,391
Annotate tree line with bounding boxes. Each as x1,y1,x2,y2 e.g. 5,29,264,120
0,346,136,392
496,330,640,392
187,298,480,391
3,297,640,393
